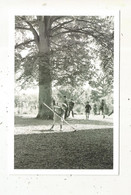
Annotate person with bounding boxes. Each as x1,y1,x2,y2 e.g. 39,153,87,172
49,104,66,131
85,101,91,119
68,99,75,117
52,98,56,106
99,99,105,118
63,96,68,119
93,103,97,115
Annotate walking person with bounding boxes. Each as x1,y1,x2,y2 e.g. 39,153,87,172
99,99,105,118
63,96,68,119
93,103,97,115
85,101,91,119
68,99,75,117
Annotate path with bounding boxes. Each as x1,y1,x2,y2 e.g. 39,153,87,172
14,114,113,135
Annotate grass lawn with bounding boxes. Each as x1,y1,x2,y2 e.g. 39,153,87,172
14,127,113,169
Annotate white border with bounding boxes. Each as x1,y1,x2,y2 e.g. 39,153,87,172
8,9,119,175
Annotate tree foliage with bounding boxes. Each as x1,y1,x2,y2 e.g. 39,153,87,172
15,15,114,89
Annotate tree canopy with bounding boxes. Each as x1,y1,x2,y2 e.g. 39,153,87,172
15,15,114,88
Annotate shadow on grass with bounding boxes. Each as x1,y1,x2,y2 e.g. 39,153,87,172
15,116,52,127
69,119,113,126
15,116,113,127
14,128,113,169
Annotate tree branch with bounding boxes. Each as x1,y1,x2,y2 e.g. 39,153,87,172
16,73,24,82
20,17,39,46
50,40,61,47
15,39,35,49
51,19,74,32
15,26,31,31
50,16,64,24
51,29,86,37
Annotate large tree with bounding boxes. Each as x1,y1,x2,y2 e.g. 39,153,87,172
15,16,114,119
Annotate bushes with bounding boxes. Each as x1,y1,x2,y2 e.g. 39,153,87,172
74,104,85,115
15,93,38,115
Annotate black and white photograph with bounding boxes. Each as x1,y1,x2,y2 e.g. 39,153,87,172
13,13,119,173
1,0,131,194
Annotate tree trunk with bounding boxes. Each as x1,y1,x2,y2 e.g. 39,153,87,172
37,55,53,119
36,16,53,119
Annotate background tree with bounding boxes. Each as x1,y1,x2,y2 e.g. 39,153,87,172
15,16,114,119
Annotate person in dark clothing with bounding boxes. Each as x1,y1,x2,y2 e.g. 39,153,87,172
99,99,105,118
85,101,91,119
63,96,68,119
52,98,56,108
52,99,55,106
68,99,75,117
93,103,97,115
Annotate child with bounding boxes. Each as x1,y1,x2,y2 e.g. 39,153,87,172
50,104,66,131
85,101,91,119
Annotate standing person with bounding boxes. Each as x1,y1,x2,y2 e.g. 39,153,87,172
52,98,56,106
63,96,68,119
68,99,75,117
49,104,65,131
93,103,97,115
85,101,91,119
100,99,105,118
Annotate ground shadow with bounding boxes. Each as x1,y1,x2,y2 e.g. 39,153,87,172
14,128,113,169
15,116,52,127
68,118,113,126
15,115,113,127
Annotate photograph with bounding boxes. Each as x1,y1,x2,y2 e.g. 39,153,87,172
1,0,131,194
14,14,119,173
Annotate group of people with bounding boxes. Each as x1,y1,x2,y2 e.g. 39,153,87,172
63,96,75,119
50,96,106,131
93,99,108,118
50,96,75,131
53,96,107,120
85,99,106,119
53,96,75,119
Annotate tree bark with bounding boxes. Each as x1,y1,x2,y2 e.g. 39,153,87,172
36,16,53,119
36,54,53,119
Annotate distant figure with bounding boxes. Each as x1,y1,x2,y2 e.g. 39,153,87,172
63,96,68,119
99,99,105,118
63,95,68,105
49,104,65,131
93,104,97,115
68,99,75,117
85,101,91,119
52,98,56,106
